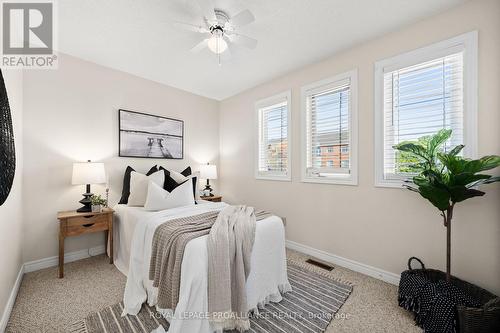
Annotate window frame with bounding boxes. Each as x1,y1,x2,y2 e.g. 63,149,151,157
300,69,359,185
254,90,292,181
374,31,478,188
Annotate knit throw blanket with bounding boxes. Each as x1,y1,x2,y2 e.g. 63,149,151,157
149,205,271,331
208,206,271,332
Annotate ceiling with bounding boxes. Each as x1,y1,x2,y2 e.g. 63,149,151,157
58,0,466,100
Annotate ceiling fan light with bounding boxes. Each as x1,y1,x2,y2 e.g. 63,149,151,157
207,36,227,54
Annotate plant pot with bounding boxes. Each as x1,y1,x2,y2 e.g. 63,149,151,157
91,205,102,213
398,257,500,333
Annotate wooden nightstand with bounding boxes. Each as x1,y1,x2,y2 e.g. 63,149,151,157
200,195,222,202
57,208,114,278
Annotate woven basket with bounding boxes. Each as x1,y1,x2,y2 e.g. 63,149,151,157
400,257,500,333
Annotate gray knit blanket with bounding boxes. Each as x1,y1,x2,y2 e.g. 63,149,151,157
149,206,271,329
208,206,271,332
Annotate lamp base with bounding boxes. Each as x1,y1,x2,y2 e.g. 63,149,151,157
204,180,214,197
77,192,93,212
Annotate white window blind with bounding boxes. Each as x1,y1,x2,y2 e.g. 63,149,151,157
383,52,464,179
305,78,351,178
256,95,290,180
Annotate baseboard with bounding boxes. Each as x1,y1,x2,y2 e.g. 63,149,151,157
24,245,106,273
0,264,24,332
286,240,400,285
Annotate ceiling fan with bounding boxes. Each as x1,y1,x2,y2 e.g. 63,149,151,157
174,0,258,65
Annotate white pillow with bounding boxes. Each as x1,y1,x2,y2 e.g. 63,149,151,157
127,170,165,207
166,168,200,200
168,169,189,183
144,179,195,211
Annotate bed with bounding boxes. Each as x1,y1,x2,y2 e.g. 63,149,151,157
112,200,291,333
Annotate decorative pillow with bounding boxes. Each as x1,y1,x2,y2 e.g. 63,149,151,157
118,165,158,204
159,167,199,202
159,166,191,192
169,169,189,183
190,172,200,201
127,170,165,206
144,179,195,211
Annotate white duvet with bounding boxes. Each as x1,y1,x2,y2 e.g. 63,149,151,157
114,201,291,333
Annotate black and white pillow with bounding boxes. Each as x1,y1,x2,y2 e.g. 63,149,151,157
118,165,158,204
159,166,191,192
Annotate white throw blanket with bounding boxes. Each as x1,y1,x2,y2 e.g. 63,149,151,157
207,206,257,331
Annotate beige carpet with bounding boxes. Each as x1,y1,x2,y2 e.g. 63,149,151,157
6,250,421,333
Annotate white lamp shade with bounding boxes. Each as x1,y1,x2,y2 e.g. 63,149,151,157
199,164,217,180
71,162,106,185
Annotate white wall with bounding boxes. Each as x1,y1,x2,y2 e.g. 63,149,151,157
0,70,23,324
22,54,219,262
219,0,500,294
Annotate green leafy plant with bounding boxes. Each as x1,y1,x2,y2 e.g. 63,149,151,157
90,194,106,206
394,129,500,281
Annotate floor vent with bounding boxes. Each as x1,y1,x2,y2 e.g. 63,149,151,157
305,259,334,271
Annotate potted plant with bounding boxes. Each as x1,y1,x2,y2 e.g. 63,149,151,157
394,129,500,332
90,194,106,213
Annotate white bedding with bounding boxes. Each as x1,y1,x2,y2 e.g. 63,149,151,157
113,201,291,333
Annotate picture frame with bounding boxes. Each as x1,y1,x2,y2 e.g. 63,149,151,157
118,109,184,159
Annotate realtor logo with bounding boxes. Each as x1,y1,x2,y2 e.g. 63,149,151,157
1,0,57,68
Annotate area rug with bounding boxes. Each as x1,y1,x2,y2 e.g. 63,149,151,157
70,260,353,333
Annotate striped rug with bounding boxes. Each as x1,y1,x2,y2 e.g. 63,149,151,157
70,260,352,333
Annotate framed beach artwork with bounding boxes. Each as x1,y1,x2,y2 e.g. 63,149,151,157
118,109,184,159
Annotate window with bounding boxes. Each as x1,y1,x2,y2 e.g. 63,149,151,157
255,91,291,181
375,32,477,187
301,70,358,185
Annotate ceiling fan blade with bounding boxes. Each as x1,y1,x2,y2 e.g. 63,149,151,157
173,21,209,34
190,39,209,53
229,9,255,27
195,0,217,23
226,32,258,49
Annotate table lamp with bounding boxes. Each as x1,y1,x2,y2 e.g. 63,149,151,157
199,163,217,196
72,160,106,212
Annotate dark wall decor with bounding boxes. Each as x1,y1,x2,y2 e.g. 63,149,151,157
0,70,16,206
119,109,183,159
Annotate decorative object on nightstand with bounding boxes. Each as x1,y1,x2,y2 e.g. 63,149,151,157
199,163,217,196
57,208,114,278
90,194,106,212
71,160,106,212
105,175,110,208
200,195,222,202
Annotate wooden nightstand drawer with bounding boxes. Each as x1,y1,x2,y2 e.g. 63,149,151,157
65,219,108,237
63,213,109,237
66,213,108,228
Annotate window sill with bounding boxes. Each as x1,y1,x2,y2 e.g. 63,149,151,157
255,174,291,182
374,179,407,189
301,176,357,186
